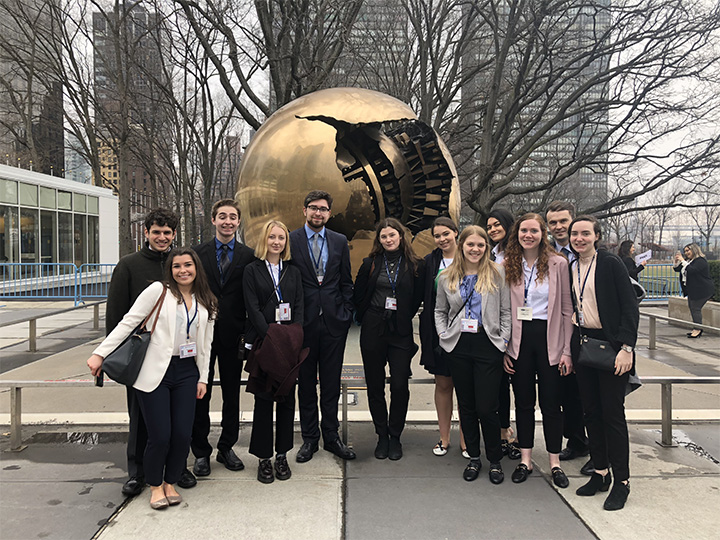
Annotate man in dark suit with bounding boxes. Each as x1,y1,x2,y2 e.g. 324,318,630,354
186,199,256,481
290,190,356,462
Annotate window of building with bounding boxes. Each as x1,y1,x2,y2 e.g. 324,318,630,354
20,208,39,263
88,215,99,264
0,205,19,265
58,212,73,263
88,196,99,215
19,183,38,206
40,210,56,264
73,193,87,213
74,214,86,266
40,186,56,209
0,179,18,204
58,191,72,210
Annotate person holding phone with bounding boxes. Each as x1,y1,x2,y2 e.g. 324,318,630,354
502,214,574,488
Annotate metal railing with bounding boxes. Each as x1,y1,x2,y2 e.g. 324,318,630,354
638,264,683,300
0,263,115,305
640,310,719,349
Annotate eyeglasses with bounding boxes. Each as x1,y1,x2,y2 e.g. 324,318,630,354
307,205,330,214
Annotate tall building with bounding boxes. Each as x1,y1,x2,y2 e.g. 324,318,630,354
0,1,65,175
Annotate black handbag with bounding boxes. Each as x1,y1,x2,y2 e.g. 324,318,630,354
577,334,616,371
101,286,167,386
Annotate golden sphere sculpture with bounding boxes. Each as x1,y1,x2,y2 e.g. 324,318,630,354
236,87,460,265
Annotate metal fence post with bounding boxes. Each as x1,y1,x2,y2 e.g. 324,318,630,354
28,319,36,352
649,316,656,350
10,386,24,451
657,382,677,448
93,303,100,330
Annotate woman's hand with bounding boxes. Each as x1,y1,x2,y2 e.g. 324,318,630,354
196,382,207,399
614,349,633,376
87,354,103,377
558,354,573,376
503,354,515,374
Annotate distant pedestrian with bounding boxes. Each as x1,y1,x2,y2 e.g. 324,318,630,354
618,241,646,281
674,243,715,338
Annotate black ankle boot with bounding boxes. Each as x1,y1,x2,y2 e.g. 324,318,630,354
375,435,390,459
604,481,630,510
576,471,611,496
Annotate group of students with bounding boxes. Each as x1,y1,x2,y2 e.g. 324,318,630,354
87,192,639,512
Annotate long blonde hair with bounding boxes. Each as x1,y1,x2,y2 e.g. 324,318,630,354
443,226,500,294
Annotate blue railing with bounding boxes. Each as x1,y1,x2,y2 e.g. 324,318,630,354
0,263,115,305
637,264,682,300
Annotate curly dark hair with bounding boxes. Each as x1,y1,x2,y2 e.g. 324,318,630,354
144,208,178,232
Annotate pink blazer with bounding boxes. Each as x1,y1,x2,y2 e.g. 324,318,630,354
506,254,573,365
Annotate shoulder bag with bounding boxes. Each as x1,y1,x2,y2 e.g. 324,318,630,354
101,286,168,386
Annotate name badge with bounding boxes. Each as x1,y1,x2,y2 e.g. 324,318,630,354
276,302,292,322
180,342,197,358
578,310,585,327
461,318,478,333
317,275,324,285
385,297,397,310
517,307,533,321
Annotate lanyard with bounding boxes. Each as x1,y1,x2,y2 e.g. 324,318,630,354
307,234,325,274
383,254,402,297
184,298,198,340
523,261,537,306
267,261,283,302
576,253,596,309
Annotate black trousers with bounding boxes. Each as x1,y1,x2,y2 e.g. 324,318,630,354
561,372,589,451
511,320,563,454
499,371,511,430
359,311,415,438
191,344,243,458
136,357,199,487
447,330,503,463
249,386,296,459
572,326,630,482
688,296,712,325
125,387,148,478
298,315,347,444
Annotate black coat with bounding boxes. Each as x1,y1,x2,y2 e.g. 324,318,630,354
570,250,639,349
289,227,354,337
674,257,715,300
243,260,304,346
419,248,444,369
353,253,425,337
193,239,257,350
621,256,644,282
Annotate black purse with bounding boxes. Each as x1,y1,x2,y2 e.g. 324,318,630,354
101,286,167,386
577,334,616,371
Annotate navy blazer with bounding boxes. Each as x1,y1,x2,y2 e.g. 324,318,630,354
193,239,257,349
289,227,354,337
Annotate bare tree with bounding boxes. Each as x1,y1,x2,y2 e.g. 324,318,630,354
688,189,720,254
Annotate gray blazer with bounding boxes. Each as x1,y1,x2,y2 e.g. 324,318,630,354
434,266,511,353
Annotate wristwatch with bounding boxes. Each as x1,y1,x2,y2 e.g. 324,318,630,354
620,345,633,353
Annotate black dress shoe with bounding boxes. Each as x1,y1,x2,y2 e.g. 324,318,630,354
388,436,403,461
121,476,145,497
217,448,245,471
551,466,569,488
324,438,357,460
193,456,211,477
576,471,611,496
375,435,389,459
559,446,590,461
463,460,481,481
257,459,274,484
274,455,291,480
604,481,630,510
177,468,197,489
511,463,533,483
580,458,596,476
296,441,319,463
488,463,504,485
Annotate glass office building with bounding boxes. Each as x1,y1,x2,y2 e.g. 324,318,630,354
0,164,118,268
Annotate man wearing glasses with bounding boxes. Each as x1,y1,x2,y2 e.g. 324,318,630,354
290,190,357,462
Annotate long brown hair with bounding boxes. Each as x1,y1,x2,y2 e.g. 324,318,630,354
443,226,500,294
504,213,556,286
163,247,218,318
368,218,422,275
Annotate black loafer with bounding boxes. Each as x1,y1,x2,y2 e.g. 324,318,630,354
296,441,319,463
274,456,291,481
488,463,504,485
511,463,533,483
580,458,596,476
121,476,145,497
257,459,274,484
375,435,389,459
559,446,590,461
217,448,245,471
193,456,211,477
388,437,403,461
463,460,481,481
604,481,630,511
324,438,357,460
177,468,197,489
551,466,569,488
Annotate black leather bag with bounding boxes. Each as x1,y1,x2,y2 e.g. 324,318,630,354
577,335,616,371
102,287,167,386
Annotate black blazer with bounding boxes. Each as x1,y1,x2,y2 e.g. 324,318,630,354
570,250,639,349
419,248,443,369
194,239,257,349
353,253,425,337
674,257,715,300
621,256,644,282
289,227,354,337
243,260,304,346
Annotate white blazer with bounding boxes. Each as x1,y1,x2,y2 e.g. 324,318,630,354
94,282,214,393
